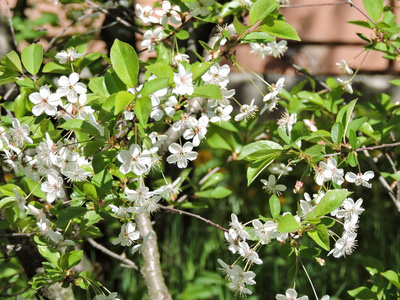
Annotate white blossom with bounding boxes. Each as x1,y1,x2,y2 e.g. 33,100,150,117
234,99,258,122
276,289,308,300
117,144,151,175
345,171,374,188
29,86,62,116
173,64,194,95
112,222,140,247
56,72,87,103
336,59,353,75
166,142,198,168
141,27,164,52
55,48,84,64
41,170,65,203
183,115,209,146
10,118,33,147
261,175,287,195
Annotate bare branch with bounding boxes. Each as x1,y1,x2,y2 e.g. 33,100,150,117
362,149,400,212
86,237,139,270
281,0,376,25
159,205,229,232
5,0,17,50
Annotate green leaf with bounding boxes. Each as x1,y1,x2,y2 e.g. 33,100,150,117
92,149,117,174
14,91,27,118
141,77,170,97
336,99,358,136
307,224,330,251
38,245,61,268
195,186,232,199
192,84,222,100
5,51,23,73
192,62,215,81
348,129,358,149
200,173,225,190
247,154,278,185
115,91,135,115
42,62,70,74
92,169,113,199
145,63,174,83
207,133,233,151
260,21,301,41
21,44,43,75
297,91,324,106
110,39,139,87
134,96,152,126
390,171,400,181
156,44,172,64
238,140,282,161
269,194,281,219
241,32,275,43
331,122,344,144
304,144,323,157
291,122,309,142
233,16,251,36
59,250,83,270
362,257,384,275
176,29,189,40
59,119,101,137
277,213,300,233
0,197,16,210
104,68,127,95
249,0,279,25
363,0,383,22
346,117,368,136
347,286,377,299
57,207,88,228
380,270,400,288
307,190,351,219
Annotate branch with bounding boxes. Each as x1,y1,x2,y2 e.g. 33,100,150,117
135,213,172,300
86,237,139,270
324,141,400,157
6,0,17,50
362,149,400,212
281,0,376,25
84,0,136,29
159,205,229,232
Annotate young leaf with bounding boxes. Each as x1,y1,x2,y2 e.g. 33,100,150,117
38,245,61,269
269,194,281,219
21,44,43,75
59,250,83,270
59,119,101,137
5,51,23,73
249,0,279,25
307,190,351,219
247,154,277,186
307,224,330,251
134,96,152,126
110,39,139,87
331,122,344,144
238,140,282,161
362,0,383,22
192,84,222,100
277,213,300,233
115,91,135,115
260,21,301,41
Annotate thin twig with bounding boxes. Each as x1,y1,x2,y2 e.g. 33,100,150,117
199,166,221,185
86,237,139,270
6,0,17,50
281,0,376,25
159,205,229,232
385,153,400,208
324,141,400,157
362,149,400,212
85,0,135,29
45,13,93,52
0,233,33,238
